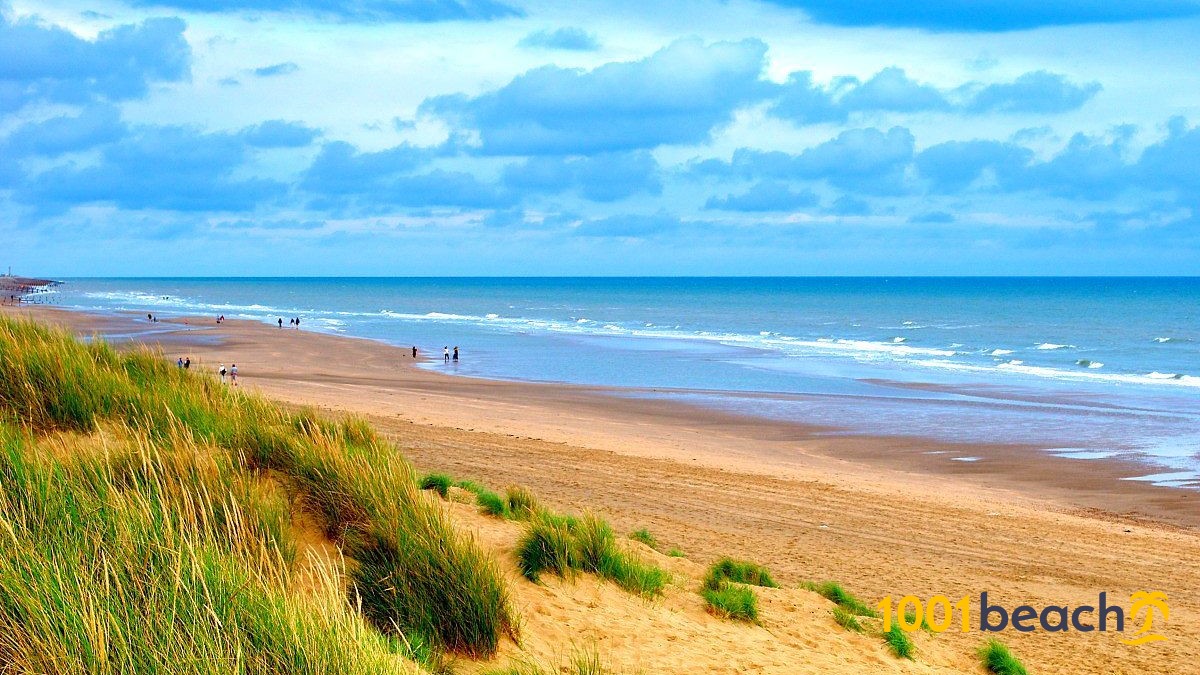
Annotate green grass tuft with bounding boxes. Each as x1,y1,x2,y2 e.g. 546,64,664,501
884,624,915,659
516,515,577,582
704,557,779,588
978,639,1028,675
420,472,452,497
476,489,509,517
505,485,539,519
700,557,776,622
702,583,758,621
628,528,658,549
515,510,667,597
832,606,864,632
667,548,685,558
811,581,879,617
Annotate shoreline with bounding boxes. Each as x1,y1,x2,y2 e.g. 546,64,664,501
6,301,1198,530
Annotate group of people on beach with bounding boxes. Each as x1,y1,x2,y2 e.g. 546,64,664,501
277,317,301,329
175,356,237,385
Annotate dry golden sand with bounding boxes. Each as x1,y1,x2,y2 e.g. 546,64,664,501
6,304,1199,674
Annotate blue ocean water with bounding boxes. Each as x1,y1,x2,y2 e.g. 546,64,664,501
44,277,1200,485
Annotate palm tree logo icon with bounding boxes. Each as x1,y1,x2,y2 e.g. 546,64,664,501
1122,591,1169,645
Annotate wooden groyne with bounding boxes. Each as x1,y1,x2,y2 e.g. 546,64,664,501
0,276,59,305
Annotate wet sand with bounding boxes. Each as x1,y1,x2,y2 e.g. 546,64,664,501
5,303,1199,674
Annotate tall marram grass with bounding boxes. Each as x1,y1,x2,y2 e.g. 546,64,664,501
516,511,668,598
0,317,515,662
0,422,416,674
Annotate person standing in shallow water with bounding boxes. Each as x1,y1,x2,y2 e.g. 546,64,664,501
443,346,449,363
278,318,283,329
453,346,459,362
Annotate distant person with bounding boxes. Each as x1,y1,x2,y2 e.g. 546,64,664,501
219,364,227,384
443,346,450,363
184,357,191,370
148,313,153,322
295,317,300,329
289,318,294,327
230,364,238,386
412,346,417,358
453,346,459,362
278,318,283,329
177,357,184,368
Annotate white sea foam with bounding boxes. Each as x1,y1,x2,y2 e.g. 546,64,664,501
70,287,1199,391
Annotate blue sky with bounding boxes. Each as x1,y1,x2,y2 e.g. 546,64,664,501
1,0,1198,275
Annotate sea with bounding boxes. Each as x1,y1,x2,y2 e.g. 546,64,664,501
40,277,1200,487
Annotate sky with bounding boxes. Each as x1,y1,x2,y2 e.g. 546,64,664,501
1,0,1199,276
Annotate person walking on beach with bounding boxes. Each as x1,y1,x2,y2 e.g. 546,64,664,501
443,346,450,363
453,346,459,362
412,346,417,358
219,364,227,384
278,318,283,329
230,364,238,386
294,317,300,329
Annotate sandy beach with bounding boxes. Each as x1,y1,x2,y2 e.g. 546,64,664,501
4,302,1198,674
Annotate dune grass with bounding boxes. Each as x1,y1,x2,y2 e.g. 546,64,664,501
702,583,759,621
883,624,915,659
629,528,658,549
419,473,453,497
979,639,1028,675
699,558,777,622
706,558,779,588
516,511,668,597
505,485,539,519
831,606,864,633
0,317,515,662
805,581,879,618
667,548,686,558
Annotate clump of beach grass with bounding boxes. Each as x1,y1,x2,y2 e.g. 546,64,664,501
832,606,864,632
629,528,658,549
420,472,452,497
702,583,759,621
667,548,686,558
883,624,915,659
807,581,879,618
979,639,1028,675
0,317,515,661
505,485,539,519
700,558,777,622
516,510,668,597
707,557,779,588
